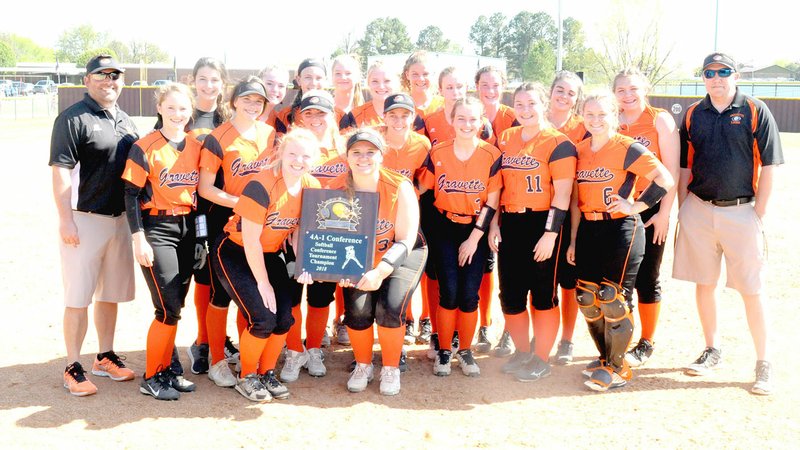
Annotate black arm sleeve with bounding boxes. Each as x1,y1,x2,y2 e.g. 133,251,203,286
124,181,144,234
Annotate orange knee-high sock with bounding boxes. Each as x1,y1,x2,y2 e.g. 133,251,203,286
478,273,494,327
193,283,210,344
420,276,430,319
504,311,531,353
146,319,176,378
305,306,329,349
161,323,179,370
259,333,288,373
348,326,375,364
638,302,661,342
533,307,560,361
239,330,267,377
426,278,440,332
334,286,345,321
457,310,479,351
560,288,578,342
378,326,405,367
436,308,458,351
286,305,304,352
236,309,248,340
206,305,228,365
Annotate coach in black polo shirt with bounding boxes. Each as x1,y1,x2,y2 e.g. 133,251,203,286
49,55,139,396
673,52,783,396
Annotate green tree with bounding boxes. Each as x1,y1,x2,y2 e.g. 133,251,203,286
107,40,132,63
468,13,508,57
416,25,451,52
505,11,557,79
0,41,15,67
75,48,118,68
523,40,557,84
56,24,107,63
356,17,413,60
0,34,53,62
561,17,604,84
130,41,169,64
331,32,360,59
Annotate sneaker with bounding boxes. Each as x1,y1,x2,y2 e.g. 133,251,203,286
751,360,772,396
166,368,196,393
169,345,183,376
280,348,310,382
380,366,401,396
399,347,408,373
187,341,210,374
452,331,460,354
140,370,180,401
554,340,574,365
585,366,626,392
685,347,722,376
404,321,416,345
625,338,654,368
336,320,351,346
306,348,327,377
502,351,532,374
347,363,374,392
235,374,271,402
433,349,452,376
224,336,240,364
64,362,97,397
582,359,604,378
427,333,440,360
474,326,492,354
208,359,237,387
417,318,432,344
92,351,135,381
492,330,513,358
260,370,290,400
321,329,331,348
455,349,480,377
515,354,552,382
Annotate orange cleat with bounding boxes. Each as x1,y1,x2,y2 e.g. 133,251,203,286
92,351,135,381
64,362,98,397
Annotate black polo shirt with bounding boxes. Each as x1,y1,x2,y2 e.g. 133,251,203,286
679,89,783,202
49,93,139,215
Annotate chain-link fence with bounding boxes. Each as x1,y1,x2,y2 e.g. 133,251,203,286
0,93,58,120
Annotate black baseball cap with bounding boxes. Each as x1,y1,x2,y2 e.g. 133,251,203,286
346,128,384,152
300,91,334,114
232,80,268,101
86,55,124,74
702,52,737,70
384,93,415,114
297,58,327,75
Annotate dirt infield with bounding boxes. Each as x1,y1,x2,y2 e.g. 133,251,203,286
0,117,797,449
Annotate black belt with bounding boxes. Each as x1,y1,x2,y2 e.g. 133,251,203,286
708,196,754,207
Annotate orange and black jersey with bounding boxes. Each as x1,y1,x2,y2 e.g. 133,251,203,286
619,104,665,194
224,170,320,252
575,134,660,214
382,131,432,192
558,114,590,144
268,106,298,136
415,95,444,120
423,108,494,147
420,140,502,219
497,127,576,212
327,168,409,265
122,131,202,211
311,145,349,184
340,102,426,135
199,121,275,197
489,104,520,137
336,106,358,132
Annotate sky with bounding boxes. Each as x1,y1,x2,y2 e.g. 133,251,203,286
1,0,796,77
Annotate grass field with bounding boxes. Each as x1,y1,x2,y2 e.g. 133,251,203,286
0,116,797,449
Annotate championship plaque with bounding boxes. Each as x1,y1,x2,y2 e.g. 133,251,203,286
295,189,379,282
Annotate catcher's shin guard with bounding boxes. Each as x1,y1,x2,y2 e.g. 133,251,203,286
576,280,606,360
598,280,633,379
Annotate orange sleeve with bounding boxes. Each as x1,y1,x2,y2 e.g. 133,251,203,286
549,140,578,181
121,144,149,187
199,134,223,173
234,179,270,225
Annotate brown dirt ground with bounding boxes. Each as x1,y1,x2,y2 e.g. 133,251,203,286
0,118,797,449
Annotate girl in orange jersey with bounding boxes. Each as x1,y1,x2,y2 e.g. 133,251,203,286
419,97,502,377
213,129,321,402
299,128,425,395
566,93,673,392
343,61,396,129
401,50,444,118
613,68,679,367
488,83,576,381
257,65,289,127
270,58,327,135
546,70,588,365
331,54,364,129
122,83,203,400
198,77,275,389
279,90,348,383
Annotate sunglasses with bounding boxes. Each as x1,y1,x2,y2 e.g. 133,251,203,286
89,72,123,81
703,68,735,79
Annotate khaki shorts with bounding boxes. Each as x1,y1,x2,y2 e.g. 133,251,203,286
672,193,766,295
60,211,135,308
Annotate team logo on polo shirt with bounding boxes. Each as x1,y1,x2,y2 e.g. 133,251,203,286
730,113,744,125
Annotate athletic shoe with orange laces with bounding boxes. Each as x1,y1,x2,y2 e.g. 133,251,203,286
91,351,135,381
64,362,98,397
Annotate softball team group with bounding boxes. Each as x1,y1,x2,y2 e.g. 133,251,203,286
98,51,679,402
